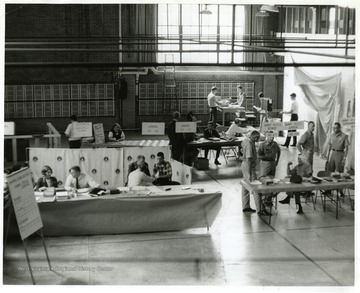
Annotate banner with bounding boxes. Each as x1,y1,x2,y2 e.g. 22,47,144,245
73,122,93,138
142,122,165,135
175,122,197,133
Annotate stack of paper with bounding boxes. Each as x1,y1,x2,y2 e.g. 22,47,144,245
56,191,69,201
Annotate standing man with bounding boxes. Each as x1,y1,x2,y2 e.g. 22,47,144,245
207,86,220,126
241,130,269,216
232,85,246,106
168,111,186,162
280,93,299,148
65,114,82,149
257,132,281,177
297,121,316,173
326,122,349,173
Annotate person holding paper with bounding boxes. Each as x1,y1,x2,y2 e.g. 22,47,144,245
65,114,82,149
280,93,299,148
34,165,58,191
203,122,222,165
109,123,125,141
297,121,317,172
226,118,249,138
167,111,186,162
64,166,100,192
279,154,312,214
207,86,220,126
128,163,154,188
240,130,266,215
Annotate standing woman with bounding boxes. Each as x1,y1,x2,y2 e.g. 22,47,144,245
34,165,58,191
109,123,125,141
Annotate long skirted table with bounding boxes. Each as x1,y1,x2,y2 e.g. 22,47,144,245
31,186,222,236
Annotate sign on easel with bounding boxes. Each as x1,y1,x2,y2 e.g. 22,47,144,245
93,123,105,144
7,168,43,240
74,122,93,138
142,122,165,135
262,121,305,132
175,122,197,133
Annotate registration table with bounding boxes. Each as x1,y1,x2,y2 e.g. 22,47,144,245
217,106,245,126
32,185,222,236
240,178,354,220
82,139,169,148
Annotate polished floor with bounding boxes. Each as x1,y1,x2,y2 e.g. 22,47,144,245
3,136,355,286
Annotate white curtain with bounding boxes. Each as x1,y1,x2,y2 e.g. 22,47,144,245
293,67,342,157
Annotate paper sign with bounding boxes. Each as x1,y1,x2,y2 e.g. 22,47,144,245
4,121,15,135
175,122,197,133
287,131,300,137
262,121,305,132
142,122,165,135
93,123,105,144
7,168,43,240
73,122,93,138
265,132,279,137
341,117,355,127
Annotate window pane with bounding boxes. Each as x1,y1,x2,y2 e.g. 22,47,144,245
219,5,233,26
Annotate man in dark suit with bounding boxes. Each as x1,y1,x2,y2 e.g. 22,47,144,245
167,111,186,162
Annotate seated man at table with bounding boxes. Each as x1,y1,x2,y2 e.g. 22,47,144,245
226,118,249,139
203,122,221,165
128,163,154,188
152,152,180,186
279,154,312,214
64,166,100,192
128,155,150,177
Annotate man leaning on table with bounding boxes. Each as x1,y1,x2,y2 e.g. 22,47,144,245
241,130,269,216
297,121,317,172
128,163,154,188
64,166,100,191
279,154,312,214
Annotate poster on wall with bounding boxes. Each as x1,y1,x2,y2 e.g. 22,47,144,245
4,122,15,135
6,168,43,240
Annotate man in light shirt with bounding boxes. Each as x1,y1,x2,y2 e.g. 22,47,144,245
207,86,220,126
231,85,246,106
128,163,154,188
280,93,299,148
64,166,100,191
64,115,82,149
226,118,249,138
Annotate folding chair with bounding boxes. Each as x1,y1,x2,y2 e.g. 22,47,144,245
314,170,332,205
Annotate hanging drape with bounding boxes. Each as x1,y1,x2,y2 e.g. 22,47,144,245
293,66,342,157
135,4,157,63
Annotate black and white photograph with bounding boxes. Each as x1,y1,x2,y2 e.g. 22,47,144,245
0,0,358,290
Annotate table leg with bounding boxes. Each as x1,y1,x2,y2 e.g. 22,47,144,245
222,111,225,126
12,138,17,165
336,190,339,219
323,191,326,212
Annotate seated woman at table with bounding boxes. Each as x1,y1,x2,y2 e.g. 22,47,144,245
109,123,125,141
279,154,312,214
128,155,151,177
128,163,154,188
34,165,58,191
64,166,100,192
203,122,221,165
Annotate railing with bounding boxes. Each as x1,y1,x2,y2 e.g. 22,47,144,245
4,123,61,164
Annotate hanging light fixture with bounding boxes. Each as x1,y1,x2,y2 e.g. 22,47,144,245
256,10,270,17
200,4,212,15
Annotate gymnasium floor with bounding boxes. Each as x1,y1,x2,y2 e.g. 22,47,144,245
3,135,355,286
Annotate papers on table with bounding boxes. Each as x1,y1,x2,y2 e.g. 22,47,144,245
77,188,89,193
118,187,130,192
251,180,262,185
